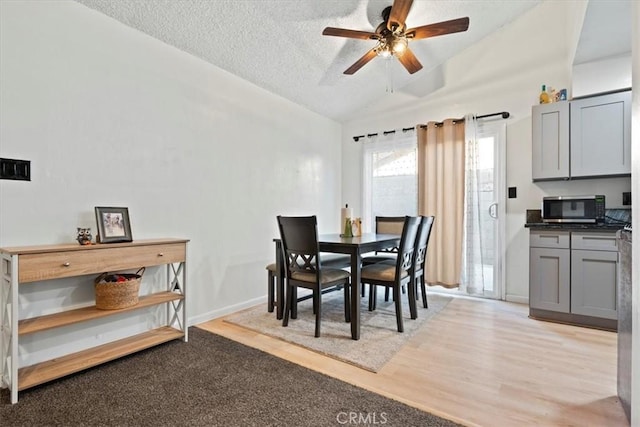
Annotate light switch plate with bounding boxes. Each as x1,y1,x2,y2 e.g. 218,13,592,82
0,158,31,181
622,192,631,206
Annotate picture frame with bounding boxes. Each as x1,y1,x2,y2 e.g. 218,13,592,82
94,206,133,243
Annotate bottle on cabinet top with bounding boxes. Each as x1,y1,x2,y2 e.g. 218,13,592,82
539,84,550,104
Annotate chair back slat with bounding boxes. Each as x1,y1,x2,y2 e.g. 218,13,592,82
375,216,404,253
376,216,405,234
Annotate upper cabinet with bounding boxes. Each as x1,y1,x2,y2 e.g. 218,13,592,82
532,101,570,180
570,91,632,177
531,89,631,181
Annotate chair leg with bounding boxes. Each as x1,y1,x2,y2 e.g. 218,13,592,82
276,274,284,320
267,271,275,313
312,293,317,315
385,284,406,302
314,289,322,337
291,286,298,319
421,275,428,309
368,284,377,311
282,285,292,327
394,286,404,332
343,281,351,323
408,279,417,320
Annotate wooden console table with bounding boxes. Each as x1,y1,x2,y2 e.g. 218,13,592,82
0,238,188,404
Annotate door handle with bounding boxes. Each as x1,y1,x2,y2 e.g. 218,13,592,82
488,203,498,219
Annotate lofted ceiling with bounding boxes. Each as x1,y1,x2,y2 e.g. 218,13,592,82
573,0,632,65
73,0,628,122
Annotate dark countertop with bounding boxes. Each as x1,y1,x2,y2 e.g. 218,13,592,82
525,222,627,231
525,208,631,231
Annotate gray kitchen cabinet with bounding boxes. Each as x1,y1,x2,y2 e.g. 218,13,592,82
529,229,618,329
529,231,570,312
570,232,618,320
531,101,569,180
570,90,631,178
531,89,631,181
530,247,570,312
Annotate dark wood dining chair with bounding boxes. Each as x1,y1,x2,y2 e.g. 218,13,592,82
361,216,405,266
410,216,435,311
267,253,349,319
360,216,421,332
277,215,351,338
360,216,405,299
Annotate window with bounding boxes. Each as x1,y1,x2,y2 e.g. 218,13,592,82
362,133,417,232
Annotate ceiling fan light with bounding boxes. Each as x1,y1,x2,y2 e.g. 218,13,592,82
374,40,392,58
378,49,392,59
391,37,408,56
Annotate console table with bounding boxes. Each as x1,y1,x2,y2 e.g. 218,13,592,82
0,238,188,403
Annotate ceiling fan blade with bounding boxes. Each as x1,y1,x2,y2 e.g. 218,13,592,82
387,0,413,31
397,48,423,74
344,48,378,75
322,27,379,40
406,17,470,40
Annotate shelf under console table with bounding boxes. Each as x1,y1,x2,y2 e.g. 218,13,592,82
0,238,189,404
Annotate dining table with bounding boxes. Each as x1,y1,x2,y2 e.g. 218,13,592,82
274,233,401,341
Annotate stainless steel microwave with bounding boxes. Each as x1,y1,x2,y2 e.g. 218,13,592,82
542,195,606,223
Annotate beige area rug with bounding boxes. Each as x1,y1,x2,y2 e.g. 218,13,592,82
224,290,452,372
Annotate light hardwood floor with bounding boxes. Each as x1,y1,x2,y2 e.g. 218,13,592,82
198,295,628,427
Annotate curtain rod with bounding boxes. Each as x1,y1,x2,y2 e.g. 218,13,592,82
352,111,510,142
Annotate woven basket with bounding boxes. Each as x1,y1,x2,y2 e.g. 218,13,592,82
94,267,144,310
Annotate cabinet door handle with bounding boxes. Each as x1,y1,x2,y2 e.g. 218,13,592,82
158,253,164,257
62,262,71,267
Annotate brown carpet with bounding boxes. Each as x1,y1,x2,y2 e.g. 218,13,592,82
224,291,452,372
0,327,463,427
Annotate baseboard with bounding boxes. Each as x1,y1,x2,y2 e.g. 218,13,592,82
529,308,617,331
505,294,528,304
188,296,265,326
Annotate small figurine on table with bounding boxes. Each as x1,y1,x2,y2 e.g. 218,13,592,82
76,227,93,245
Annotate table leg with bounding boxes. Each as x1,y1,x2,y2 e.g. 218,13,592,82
350,249,361,340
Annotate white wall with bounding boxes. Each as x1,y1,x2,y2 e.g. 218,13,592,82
573,54,632,97
0,0,342,360
342,0,631,303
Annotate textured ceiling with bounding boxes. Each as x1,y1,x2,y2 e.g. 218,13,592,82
73,0,545,121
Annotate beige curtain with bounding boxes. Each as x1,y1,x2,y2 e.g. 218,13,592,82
417,119,465,288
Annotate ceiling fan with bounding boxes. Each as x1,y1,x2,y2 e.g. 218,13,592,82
322,0,469,75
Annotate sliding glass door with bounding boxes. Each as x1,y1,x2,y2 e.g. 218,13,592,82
461,119,506,299
360,122,505,300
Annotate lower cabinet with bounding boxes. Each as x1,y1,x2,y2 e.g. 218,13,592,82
530,247,570,312
529,230,618,329
571,249,618,320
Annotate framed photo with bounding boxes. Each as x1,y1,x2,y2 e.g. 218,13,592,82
94,206,133,243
